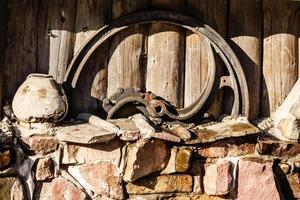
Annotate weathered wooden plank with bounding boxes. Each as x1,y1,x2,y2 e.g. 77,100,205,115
3,0,38,101
262,1,300,117
107,0,149,96
228,0,262,120
37,0,76,83
0,0,8,117
185,0,227,118
146,0,185,108
71,0,111,115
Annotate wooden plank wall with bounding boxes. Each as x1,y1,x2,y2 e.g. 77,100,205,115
1,0,300,120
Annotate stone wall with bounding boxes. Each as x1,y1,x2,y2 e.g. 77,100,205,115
1,114,300,200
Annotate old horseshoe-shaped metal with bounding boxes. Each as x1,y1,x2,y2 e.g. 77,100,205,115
63,11,249,120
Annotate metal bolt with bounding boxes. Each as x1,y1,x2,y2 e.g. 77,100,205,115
103,98,110,105
117,88,124,94
135,87,141,92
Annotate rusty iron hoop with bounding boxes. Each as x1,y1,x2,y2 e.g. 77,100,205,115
64,11,249,119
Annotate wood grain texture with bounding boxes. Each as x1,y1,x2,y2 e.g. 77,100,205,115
71,0,111,115
37,0,76,83
146,0,186,108
262,1,300,117
0,0,8,117
228,0,262,120
186,0,227,118
107,0,149,96
3,0,38,101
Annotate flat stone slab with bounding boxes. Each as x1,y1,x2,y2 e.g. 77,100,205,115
108,118,140,141
56,123,116,144
257,135,300,157
187,119,260,144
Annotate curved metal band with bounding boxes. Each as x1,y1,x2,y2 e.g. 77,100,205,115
64,11,249,118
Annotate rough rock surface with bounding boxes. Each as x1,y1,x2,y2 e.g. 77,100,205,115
19,136,58,155
286,173,300,199
124,139,169,182
0,177,25,200
56,123,116,144
257,136,300,157
35,157,54,181
274,79,300,141
188,119,260,144
162,147,192,174
126,175,193,194
198,136,256,157
237,160,280,200
34,176,87,199
203,160,233,195
68,162,123,199
62,139,121,165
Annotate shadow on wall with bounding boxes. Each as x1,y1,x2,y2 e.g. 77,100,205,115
2,0,300,118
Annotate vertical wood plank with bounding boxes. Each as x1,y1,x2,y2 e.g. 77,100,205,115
107,0,149,96
3,0,38,100
71,0,111,115
228,0,262,120
0,0,8,117
37,0,76,83
185,0,227,118
146,0,186,108
262,1,300,117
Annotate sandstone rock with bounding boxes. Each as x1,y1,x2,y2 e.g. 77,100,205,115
0,119,13,144
130,114,155,139
126,175,193,194
237,160,280,200
162,147,192,174
19,136,58,155
77,113,119,132
62,139,121,165
34,176,87,200
257,136,300,157
198,136,256,158
35,157,54,181
169,124,192,141
0,148,12,170
0,177,25,200
109,118,140,141
274,79,300,141
166,194,226,200
203,160,233,195
278,163,291,174
68,162,123,199
188,118,260,144
56,123,116,144
151,131,181,143
123,139,169,182
286,173,300,199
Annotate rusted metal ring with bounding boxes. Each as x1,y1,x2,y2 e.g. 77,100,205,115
64,11,249,119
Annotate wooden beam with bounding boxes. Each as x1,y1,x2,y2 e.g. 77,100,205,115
37,0,76,83
0,0,8,117
228,0,262,120
146,0,186,108
3,0,38,101
185,0,227,118
71,0,112,115
262,1,300,117
107,0,149,96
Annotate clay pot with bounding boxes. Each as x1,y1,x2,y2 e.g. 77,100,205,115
12,74,68,123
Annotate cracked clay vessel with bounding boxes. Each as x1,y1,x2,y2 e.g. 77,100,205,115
12,74,68,123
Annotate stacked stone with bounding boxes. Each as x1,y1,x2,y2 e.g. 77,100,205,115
2,75,300,200
1,113,300,200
